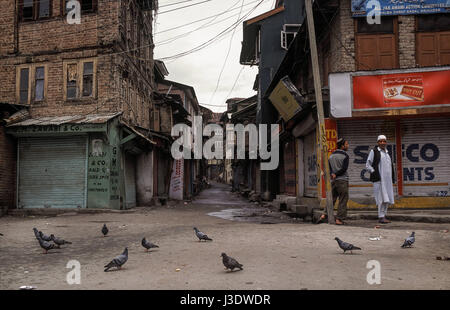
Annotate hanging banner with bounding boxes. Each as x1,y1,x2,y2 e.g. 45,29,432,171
351,0,450,17
169,159,184,200
353,69,450,110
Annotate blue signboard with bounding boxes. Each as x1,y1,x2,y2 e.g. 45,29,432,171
351,0,450,17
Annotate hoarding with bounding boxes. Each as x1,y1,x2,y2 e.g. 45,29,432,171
351,0,450,17
353,69,450,110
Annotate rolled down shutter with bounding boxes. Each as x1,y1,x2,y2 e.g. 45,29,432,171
337,120,397,198
18,136,87,208
401,118,450,197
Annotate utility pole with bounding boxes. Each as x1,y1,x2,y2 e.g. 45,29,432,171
305,0,335,224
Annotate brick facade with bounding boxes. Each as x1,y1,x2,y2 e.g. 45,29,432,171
0,125,16,209
0,0,155,129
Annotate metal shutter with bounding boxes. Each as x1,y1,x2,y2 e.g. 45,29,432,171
304,130,318,197
18,136,87,208
401,118,450,197
338,120,397,198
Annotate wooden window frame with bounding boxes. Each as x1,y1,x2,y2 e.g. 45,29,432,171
19,0,52,22
63,58,97,101
354,16,399,71
16,63,48,104
415,15,450,67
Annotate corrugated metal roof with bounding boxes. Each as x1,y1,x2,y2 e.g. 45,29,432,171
7,112,122,127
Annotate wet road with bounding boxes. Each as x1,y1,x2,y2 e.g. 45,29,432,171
194,182,254,207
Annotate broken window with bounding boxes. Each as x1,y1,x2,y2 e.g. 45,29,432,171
19,68,30,103
35,66,45,101
67,64,78,99
82,62,93,97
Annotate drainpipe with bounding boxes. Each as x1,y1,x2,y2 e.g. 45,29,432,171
14,0,19,54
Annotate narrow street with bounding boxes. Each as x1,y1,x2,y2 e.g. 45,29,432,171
0,182,449,290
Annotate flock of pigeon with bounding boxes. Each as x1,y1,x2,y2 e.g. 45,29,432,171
30,224,244,272
29,223,415,273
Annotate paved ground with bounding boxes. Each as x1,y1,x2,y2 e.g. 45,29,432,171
0,183,449,290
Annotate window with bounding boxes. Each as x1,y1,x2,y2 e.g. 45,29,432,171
35,67,45,101
355,16,398,70
64,59,96,100
19,0,51,21
357,16,394,34
67,63,78,99
17,64,47,104
417,14,450,32
19,68,30,103
63,0,97,14
416,14,450,67
82,62,93,97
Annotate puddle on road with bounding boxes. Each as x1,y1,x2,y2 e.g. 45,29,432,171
208,207,297,224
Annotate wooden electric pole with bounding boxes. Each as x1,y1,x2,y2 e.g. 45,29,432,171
305,0,335,224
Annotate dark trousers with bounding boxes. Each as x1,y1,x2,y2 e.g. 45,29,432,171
331,179,349,220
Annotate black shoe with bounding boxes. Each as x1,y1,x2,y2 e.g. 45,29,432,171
379,218,390,224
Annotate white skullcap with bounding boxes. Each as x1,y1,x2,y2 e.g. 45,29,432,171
377,135,387,141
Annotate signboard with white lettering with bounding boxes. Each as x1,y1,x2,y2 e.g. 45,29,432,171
351,0,450,17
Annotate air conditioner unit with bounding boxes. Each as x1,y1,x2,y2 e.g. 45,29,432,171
280,24,301,50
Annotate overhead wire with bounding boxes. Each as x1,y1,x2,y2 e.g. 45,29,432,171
158,0,266,61
208,0,245,104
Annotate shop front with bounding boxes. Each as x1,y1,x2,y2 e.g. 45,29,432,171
7,113,155,209
330,67,450,208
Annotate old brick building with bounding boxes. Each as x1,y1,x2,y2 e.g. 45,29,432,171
0,0,159,209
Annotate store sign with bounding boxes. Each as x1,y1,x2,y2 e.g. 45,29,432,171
268,76,304,121
353,69,450,110
169,159,184,200
351,0,450,17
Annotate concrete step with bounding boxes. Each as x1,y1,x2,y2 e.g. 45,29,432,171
312,209,450,223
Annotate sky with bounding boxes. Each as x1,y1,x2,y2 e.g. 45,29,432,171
153,0,277,113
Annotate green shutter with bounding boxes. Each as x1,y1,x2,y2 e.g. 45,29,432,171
18,136,87,208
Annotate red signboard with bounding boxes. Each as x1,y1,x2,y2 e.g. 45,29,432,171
321,119,337,199
353,70,450,110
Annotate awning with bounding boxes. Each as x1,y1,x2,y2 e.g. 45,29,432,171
6,112,123,136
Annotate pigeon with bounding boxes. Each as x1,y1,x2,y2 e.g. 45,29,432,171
104,248,128,272
141,237,159,252
50,234,72,246
335,237,362,254
32,228,40,240
193,227,212,241
35,233,60,254
39,231,52,242
401,232,415,248
221,253,243,271
102,224,109,237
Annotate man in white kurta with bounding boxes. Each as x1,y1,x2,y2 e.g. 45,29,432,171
365,135,395,224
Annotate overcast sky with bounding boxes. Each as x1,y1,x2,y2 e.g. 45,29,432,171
153,0,276,113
